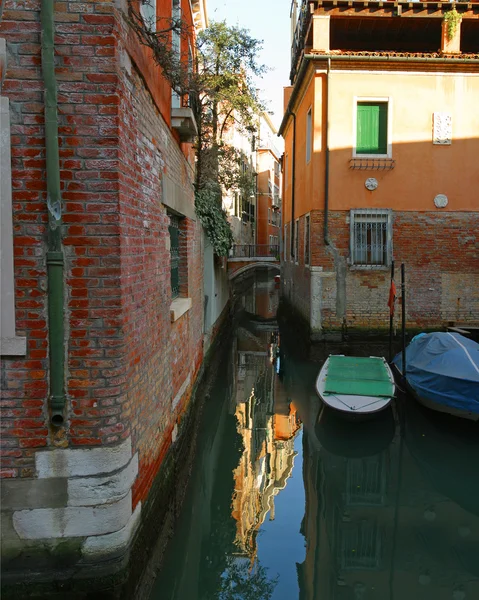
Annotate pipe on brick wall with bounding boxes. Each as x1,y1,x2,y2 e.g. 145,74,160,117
41,0,66,426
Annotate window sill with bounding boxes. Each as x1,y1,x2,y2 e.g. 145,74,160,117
1,336,27,356
170,297,192,322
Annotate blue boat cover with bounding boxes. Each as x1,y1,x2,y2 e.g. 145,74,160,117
393,332,479,413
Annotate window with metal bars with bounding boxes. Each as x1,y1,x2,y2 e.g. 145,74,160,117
169,214,180,298
350,209,392,267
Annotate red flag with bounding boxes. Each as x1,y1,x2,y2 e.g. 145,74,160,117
388,280,397,316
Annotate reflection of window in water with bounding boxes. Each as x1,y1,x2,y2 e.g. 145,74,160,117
346,456,387,506
337,519,382,570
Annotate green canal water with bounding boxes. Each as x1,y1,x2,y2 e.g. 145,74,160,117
151,270,479,600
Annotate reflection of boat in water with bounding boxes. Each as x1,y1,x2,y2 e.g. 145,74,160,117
316,404,395,458
316,355,395,419
299,395,479,600
404,397,479,518
393,331,479,421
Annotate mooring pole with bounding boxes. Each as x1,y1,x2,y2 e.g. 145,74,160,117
388,260,395,363
401,263,406,379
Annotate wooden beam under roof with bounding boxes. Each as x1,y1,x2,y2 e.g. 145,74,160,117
312,0,479,18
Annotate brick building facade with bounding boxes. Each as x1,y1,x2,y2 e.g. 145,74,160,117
280,1,479,339
1,0,211,593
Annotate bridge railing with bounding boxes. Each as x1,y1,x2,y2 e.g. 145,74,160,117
229,244,280,259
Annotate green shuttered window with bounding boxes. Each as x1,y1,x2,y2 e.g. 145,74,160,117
356,102,388,155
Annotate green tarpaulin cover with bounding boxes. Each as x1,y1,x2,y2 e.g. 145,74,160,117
324,356,393,398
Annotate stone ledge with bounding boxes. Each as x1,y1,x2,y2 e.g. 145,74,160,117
35,437,132,479
67,453,138,507
81,502,141,560
170,297,192,322
12,492,132,540
0,336,27,356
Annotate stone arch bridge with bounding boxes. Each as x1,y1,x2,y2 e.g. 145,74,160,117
227,244,280,280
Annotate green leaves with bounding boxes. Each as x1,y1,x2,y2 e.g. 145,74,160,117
195,182,234,257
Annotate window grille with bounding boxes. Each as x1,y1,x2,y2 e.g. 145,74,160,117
304,215,310,265
346,457,387,506
169,214,180,298
339,521,381,570
350,209,392,267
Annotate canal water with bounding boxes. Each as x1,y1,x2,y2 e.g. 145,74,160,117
150,270,479,600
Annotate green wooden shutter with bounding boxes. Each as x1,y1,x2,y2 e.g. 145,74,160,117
357,103,388,155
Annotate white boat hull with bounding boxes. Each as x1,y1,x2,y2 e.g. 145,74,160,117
315,356,395,419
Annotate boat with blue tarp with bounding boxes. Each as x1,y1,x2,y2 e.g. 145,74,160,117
393,331,479,421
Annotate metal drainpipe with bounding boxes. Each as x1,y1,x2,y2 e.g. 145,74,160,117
288,109,296,258
324,57,331,245
41,0,66,426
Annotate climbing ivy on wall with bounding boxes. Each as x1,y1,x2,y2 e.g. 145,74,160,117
195,182,234,257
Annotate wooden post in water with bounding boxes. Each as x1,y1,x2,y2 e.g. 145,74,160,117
388,261,395,362
401,263,406,379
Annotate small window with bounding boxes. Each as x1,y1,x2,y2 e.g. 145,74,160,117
140,0,157,30
294,220,299,263
172,0,181,58
169,214,180,298
350,209,392,267
306,108,312,163
304,214,310,266
268,208,271,224
356,101,388,155
284,224,288,262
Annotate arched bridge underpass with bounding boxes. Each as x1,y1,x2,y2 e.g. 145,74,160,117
228,244,280,281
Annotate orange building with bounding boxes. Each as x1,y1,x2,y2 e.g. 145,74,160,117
279,1,479,339
256,113,282,252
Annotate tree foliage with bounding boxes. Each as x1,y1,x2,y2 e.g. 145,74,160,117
218,558,278,600
127,8,267,253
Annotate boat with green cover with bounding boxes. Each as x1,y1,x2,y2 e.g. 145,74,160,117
315,355,395,418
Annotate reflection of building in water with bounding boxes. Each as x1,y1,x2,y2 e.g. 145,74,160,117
231,328,301,560
239,269,279,319
298,407,479,600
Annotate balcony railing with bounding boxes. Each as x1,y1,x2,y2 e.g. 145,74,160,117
290,0,311,83
230,245,280,259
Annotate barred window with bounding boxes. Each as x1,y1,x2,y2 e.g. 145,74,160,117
169,214,180,298
350,209,392,267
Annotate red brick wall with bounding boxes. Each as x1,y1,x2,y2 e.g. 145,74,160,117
283,210,479,332
1,0,204,499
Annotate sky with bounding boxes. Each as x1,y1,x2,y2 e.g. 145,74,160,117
206,0,293,130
